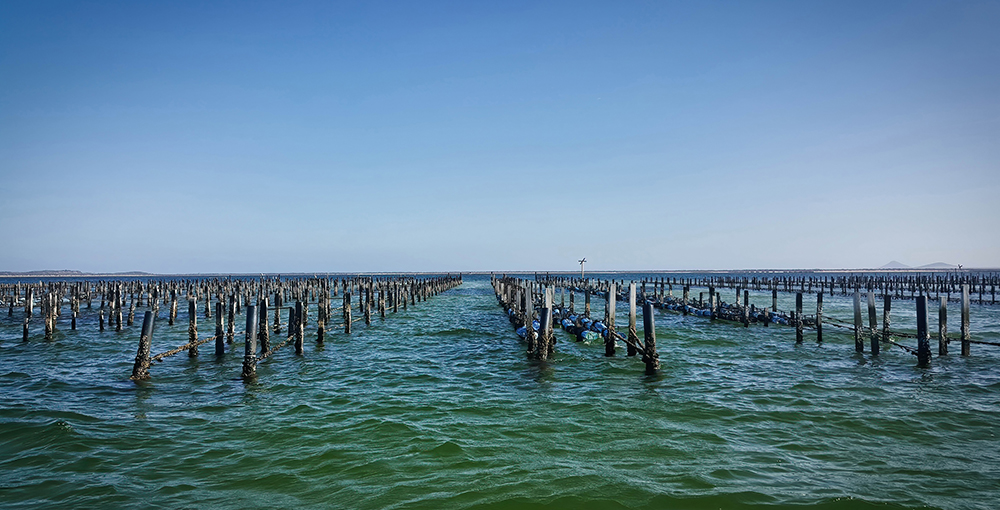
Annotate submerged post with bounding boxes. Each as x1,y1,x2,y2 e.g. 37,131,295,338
795,292,803,343
916,296,930,367
537,307,551,361
215,302,224,356
961,284,970,356
259,301,270,353
868,291,879,356
605,282,616,357
883,294,891,344
627,282,638,356
816,292,823,343
130,311,155,380
853,291,863,352
188,299,198,357
241,305,258,378
642,302,659,375
344,293,352,334
295,300,304,355
938,296,948,356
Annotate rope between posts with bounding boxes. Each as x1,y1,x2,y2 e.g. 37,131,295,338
152,335,216,362
256,335,295,362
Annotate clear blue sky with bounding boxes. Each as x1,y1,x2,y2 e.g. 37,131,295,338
1,1,998,273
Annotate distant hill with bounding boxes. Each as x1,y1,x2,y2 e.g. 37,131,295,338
918,262,957,269
0,270,152,276
881,260,910,269
0,269,86,276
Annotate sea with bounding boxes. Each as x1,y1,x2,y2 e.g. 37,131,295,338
1,273,999,509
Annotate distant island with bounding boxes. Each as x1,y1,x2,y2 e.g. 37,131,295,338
880,261,959,270
0,270,153,277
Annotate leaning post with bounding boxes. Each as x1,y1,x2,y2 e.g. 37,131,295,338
130,311,155,380
641,302,659,375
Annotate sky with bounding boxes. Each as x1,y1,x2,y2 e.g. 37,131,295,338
1,1,998,273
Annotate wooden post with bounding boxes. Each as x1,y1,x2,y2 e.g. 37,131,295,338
795,292,803,343
938,296,948,356
867,291,879,355
215,302,224,356
525,284,536,356
130,311,155,380
916,296,930,367
364,284,372,326
228,295,236,343
241,305,258,378
882,294,891,344
537,307,551,361
259,300,270,353
642,302,659,375
188,299,198,357
708,285,716,320
682,286,689,315
627,282,638,356
169,291,177,325
344,293,352,334
584,288,591,317
605,282,616,357
771,289,777,313
295,300,304,354
961,284,970,356
317,297,326,344
742,289,749,326
853,291,863,352
815,292,823,343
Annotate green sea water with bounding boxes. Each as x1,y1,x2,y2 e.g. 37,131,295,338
1,274,999,509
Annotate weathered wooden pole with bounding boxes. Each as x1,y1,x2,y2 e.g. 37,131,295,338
537,307,551,361
241,305,258,378
795,292,803,343
627,282,638,357
682,285,689,315
188,299,198,357
742,289,750,327
317,293,326,344
605,282,616,357
938,296,948,356
584,288,591,317
344,293,352,334
364,284,372,326
867,291,879,355
853,291,863,352
815,292,823,343
525,284,536,356
961,284,970,356
771,289,778,313
258,299,270,353
169,290,177,325
215,302,225,356
708,285,716,320
295,300,304,355
114,287,123,332
642,302,659,375
227,295,236,343
883,294,891,344
130,311,155,380
916,296,930,367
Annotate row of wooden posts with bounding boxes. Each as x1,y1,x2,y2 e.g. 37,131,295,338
536,271,1000,305
0,275,462,379
493,274,989,370
492,274,660,374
